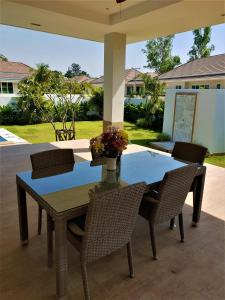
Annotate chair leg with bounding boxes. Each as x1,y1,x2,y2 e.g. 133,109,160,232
47,214,54,268
178,213,184,242
169,217,175,230
148,221,157,260
126,242,134,278
38,204,42,235
80,260,90,300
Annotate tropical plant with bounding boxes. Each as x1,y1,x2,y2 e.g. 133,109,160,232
89,87,103,118
188,27,215,61
142,35,181,75
136,74,165,130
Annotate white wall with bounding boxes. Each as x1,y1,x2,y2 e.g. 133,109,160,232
0,81,20,106
163,89,225,154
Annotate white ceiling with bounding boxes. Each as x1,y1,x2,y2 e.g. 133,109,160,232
1,0,225,43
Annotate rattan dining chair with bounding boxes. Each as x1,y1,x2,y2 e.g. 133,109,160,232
169,141,207,229
171,141,207,165
30,149,75,234
66,182,146,300
139,164,198,260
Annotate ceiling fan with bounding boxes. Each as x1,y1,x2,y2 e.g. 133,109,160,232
116,0,127,3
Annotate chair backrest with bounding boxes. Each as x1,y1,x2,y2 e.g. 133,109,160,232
172,142,207,165
30,149,74,171
152,164,198,224
82,182,146,263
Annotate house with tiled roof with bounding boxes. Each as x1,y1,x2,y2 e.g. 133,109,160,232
159,54,225,89
91,68,156,96
0,61,32,105
72,75,95,84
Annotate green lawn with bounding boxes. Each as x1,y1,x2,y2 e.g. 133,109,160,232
205,154,225,168
1,121,224,168
1,121,159,145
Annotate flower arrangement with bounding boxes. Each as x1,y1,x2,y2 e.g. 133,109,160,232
90,128,129,158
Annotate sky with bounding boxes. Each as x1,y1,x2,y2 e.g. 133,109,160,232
0,23,225,77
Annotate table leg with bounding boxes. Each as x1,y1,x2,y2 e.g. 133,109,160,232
192,167,206,226
55,218,68,300
17,182,29,245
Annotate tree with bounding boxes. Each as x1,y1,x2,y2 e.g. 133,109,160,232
0,54,8,61
18,64,91,140
142,74,165,114
142,35,181,75
65,63,89,78
188,27,215,61
136,74,165,129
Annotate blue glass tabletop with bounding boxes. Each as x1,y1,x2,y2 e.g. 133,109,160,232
17,151,187,213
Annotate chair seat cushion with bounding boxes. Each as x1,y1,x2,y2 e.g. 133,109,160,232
68,215,86,237
139,195,159,220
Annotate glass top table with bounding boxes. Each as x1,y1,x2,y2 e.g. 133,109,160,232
16,150,206,299
17,151,187,214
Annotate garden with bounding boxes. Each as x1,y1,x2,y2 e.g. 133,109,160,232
0,64,224,168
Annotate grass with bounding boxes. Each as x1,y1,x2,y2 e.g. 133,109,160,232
1,121,224,168
1,121,159,145
205,154,225,168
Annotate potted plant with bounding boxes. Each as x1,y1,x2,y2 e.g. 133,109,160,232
90,128,128,171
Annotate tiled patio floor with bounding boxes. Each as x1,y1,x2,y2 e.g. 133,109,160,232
0,140,224,300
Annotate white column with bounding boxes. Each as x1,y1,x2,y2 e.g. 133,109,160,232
103,32,126,131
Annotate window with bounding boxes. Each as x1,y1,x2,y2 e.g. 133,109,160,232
192,84,209,90
200,85,209,89
176,85,182,89
126,86,131,95
136,86,141,95
217,84,221,89
0,82,14,94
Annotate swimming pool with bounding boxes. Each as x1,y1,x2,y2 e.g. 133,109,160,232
0,128,27,145
0,136,7,142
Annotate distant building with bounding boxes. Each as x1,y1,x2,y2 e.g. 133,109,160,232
0,61,31,105
159,54,225,89
91,68,156,96
72,75,95,84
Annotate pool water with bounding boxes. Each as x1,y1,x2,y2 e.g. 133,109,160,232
0,136,7,142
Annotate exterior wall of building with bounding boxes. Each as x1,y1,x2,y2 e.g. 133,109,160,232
0,80,19,106
163,89,225,154
163,79,225,89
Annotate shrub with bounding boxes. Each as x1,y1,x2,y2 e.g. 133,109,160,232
0,105,19,125
156,132,171,141
136,117,152,128
124,103,145,122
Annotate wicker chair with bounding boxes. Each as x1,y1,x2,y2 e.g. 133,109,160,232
139,164,198,260
30,149,74,234
169,141,207,228
66,182,146,300
171,141,207,164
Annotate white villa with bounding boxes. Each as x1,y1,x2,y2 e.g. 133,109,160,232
159,54,225,89
0,60,31,106
160,54,225,154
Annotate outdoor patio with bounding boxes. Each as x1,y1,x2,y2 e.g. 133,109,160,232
0,140,224,300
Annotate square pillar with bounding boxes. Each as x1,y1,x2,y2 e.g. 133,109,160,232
103,32,126,131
